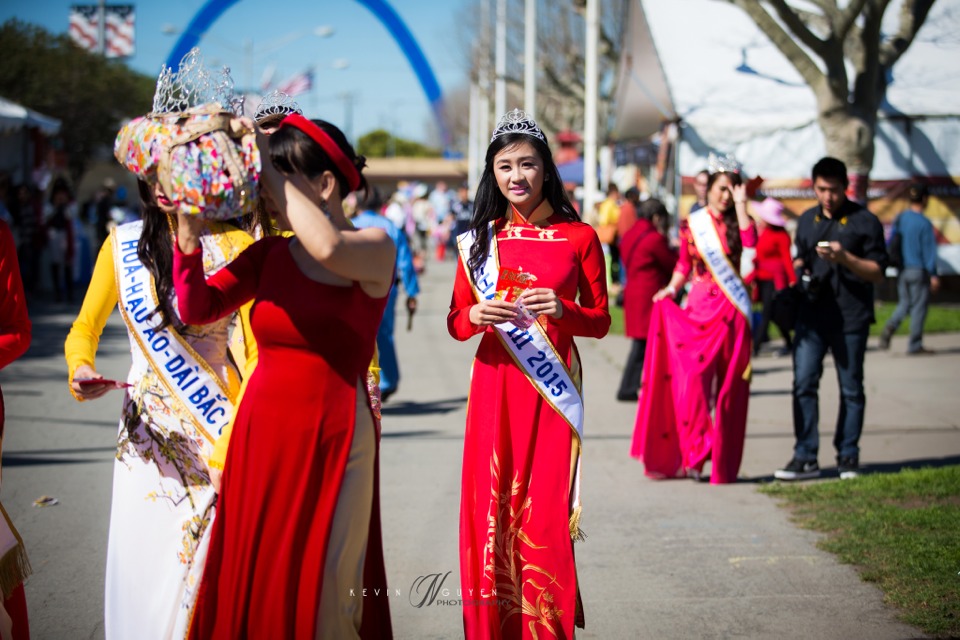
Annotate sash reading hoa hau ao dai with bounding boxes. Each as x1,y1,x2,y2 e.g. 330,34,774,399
457,224,586,538
108,220,244,640
688,209,752,321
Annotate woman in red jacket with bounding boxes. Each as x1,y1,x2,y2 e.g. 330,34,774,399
750,197,796,356
616,198,677,401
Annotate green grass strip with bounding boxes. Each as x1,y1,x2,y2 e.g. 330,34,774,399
607,303,960,338
760,466,960,637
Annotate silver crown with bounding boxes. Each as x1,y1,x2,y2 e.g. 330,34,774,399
254,90,303,121
708,152,742,175
151,48,242,116
490,108,546,143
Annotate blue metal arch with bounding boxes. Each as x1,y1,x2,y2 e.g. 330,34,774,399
165,0,241,70
165,0,450,151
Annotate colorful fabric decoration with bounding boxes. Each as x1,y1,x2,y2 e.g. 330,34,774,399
114,103,261,221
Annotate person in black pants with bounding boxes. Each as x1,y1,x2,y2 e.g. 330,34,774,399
749,197,796,356
616,199,677,401
775,157,887,481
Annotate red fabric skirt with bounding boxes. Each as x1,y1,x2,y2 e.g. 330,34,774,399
631,289,751,484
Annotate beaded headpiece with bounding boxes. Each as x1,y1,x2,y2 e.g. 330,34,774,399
707,151,742,175
254,90,303,121
490,108,546,144
151,48,242,116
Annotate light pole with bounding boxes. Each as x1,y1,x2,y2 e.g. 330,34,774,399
339,91,356,145
583,0,600,215
524,0,536,119
160,24,335,94
494,0,507,117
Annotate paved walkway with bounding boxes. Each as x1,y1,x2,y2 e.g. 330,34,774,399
3,256,956,638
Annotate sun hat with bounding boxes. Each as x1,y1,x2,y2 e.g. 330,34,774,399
753,197,786,227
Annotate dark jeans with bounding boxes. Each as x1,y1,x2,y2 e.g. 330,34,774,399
884,267,930,352
617,338,646,398
791,320,869,462
754,280,793,353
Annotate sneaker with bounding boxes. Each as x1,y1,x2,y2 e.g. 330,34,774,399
838,457,860,480
878,327,893,350
906,347,935,356
774,458,820,481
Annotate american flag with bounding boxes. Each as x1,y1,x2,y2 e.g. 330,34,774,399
276,69,314,97
69,4,135,58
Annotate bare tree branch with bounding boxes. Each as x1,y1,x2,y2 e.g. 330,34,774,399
541,60,585,101
793,8,831,39
836,0,870,41
766,0,827,56
727,0,825,87
807,0,840,22
879,0,936,66
851,0,885,113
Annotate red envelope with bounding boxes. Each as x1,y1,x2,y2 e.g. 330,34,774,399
496,268,536,303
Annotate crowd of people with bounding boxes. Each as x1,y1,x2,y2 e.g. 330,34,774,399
613,155,896,486
0,40,942,639
0,172,141,304
39,44,611,637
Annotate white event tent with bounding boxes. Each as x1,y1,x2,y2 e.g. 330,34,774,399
614,0,960,184
0,96,61,185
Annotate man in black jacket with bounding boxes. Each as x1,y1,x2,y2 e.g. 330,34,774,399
775,157,888,481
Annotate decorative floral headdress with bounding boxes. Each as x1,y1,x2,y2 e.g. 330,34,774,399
490,108,547,144
708,151,742,175
114,48,260,221
254,90,303,121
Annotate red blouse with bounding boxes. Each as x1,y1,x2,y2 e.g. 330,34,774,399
675,208,757,281
752,226,797,290
448,214,610,341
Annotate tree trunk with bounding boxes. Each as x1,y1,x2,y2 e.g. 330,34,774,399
816,88,874,204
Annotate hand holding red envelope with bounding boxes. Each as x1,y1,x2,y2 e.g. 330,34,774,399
496,268,539,329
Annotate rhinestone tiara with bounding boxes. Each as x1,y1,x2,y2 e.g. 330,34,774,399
152,48,242,116
708,151,742,175
490,108,546,144
254,90,303,121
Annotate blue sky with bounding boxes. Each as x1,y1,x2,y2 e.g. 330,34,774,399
2,0,474,145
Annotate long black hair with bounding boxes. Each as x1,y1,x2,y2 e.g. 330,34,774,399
706,171,744,263
268,119,368,200
467,132,579,281
136,180,178,330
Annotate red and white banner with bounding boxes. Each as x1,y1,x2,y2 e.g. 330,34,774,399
69,4,135,58
275,69,314,97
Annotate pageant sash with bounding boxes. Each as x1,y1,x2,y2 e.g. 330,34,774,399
688,209,751,320
112,221,235,442
458,224,588,537
457,226,584,440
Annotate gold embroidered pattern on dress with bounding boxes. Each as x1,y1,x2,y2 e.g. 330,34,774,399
482,452,564,638
500,227,563,242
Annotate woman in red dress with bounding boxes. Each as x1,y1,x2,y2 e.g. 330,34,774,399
631,164,757,484
174,115,396,638
616,198,677,401
0,219,32,640
749,197,796,355
447,109,610,639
